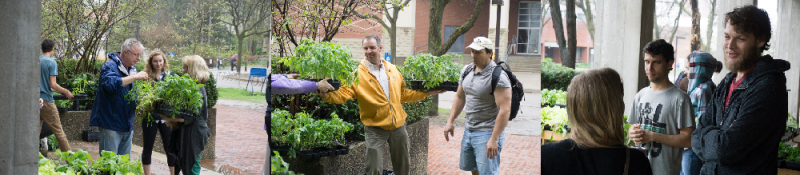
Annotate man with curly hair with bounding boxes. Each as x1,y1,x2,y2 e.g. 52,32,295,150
691,5,790,174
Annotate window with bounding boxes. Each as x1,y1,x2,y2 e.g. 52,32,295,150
517,1,541,54
445,26,466,53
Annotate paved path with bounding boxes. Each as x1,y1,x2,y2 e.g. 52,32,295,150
427,126,540,175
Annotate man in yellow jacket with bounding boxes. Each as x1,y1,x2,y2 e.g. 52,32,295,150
315,34,445,175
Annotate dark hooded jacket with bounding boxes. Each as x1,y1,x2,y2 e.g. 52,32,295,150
691,55,790,174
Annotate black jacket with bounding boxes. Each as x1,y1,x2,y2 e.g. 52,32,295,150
542,139,653,175
691,55,789,174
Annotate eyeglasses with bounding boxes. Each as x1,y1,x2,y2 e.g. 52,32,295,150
126,50,141,58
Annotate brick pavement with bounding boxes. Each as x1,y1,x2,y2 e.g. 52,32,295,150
428,125,540,175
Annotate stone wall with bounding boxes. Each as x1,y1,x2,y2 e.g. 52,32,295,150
58,108,217,160
284,118,429,175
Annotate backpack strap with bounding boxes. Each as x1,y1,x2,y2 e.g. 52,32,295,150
490,65,503,96
461,64,475,83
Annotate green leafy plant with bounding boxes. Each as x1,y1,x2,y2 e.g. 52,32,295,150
788,113,797,130
541,106,570,136
624,115,633,146
126,74,205,123
271,151,303,175
399,53,463,89
285,39,359,87
90,150,143,175
39,152,78,175
47,134,58,150
541,89,567,106
53,149,94,174
271,109,354,158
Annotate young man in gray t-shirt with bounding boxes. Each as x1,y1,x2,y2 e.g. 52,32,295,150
628,39,696,175
444,37,512,175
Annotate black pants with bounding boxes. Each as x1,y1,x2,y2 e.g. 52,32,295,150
141,119,177,166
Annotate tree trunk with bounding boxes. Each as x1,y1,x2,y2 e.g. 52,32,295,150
690,0,701,51
703,0,716,51
549,0,570,67
565,0,577,69
668,0,687,44
427,0,485,56
578,0,595,42
237,34,244,73
390,26,397,65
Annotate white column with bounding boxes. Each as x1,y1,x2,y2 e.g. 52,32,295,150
776,0,800,120
593,0,655,115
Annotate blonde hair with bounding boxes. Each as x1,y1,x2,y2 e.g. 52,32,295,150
144,49,168,80
182,55,209,84
566,68,626,148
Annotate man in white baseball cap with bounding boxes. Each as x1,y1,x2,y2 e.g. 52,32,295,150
444,36,512,175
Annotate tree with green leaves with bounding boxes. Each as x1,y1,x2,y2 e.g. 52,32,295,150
271,0,361,57
353,0,412,65
221,0,272,73
42,0,158,75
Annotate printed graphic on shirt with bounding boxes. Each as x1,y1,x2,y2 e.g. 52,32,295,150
638,102,666,158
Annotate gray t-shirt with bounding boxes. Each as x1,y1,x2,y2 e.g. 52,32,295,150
459,61,511,131
40,55,58,103
627,86,695,175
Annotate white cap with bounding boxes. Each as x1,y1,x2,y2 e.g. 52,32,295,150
466,37,494,51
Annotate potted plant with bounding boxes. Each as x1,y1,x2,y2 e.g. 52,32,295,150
400,53,463,91
541,106,570,144
285,39,359,91
126,74,205,125
541,89,567,108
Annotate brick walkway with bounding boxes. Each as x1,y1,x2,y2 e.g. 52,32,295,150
428,126,540,175
199,105,269,175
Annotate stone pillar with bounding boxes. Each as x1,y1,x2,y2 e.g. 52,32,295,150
776,0,800,120
593,0,655,115
712,0,757,84
0,0,41,174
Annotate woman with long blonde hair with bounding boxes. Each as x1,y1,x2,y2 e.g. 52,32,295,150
140,49,177,175
163,55,210,175
542,68,652,175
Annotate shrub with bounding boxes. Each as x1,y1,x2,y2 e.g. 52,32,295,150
205,72,218,107
403,96,432,124
542,58,582,90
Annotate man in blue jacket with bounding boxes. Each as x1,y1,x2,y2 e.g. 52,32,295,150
691,5,790,174
90,38,149,156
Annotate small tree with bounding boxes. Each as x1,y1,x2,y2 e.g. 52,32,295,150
353,0,412,65
221,0,271,73
271,0,363,57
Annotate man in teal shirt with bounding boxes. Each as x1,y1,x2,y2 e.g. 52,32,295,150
40,39,74,151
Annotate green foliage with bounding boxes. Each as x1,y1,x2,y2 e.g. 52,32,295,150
53,60,100,109
271,151,303,175
271,109,354,158
127,74,205,122
38,149,143,175
403,96,432,124
38,152,78,175
624,115,633,146
541,106,570,136
285,39,359,86
135,61,146,72
779,142,800,163
91,150,143,175
542,58,582,91
205,72,218,107
788,113,797,130
541,89,567,106
399,53,463,89
47,135,58,150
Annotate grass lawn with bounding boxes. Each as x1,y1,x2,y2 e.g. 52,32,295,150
217,87,268,104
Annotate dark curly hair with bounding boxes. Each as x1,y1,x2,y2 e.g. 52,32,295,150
642,39,674,63
724,5,771,53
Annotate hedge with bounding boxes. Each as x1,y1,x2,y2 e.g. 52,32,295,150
542,58,582,91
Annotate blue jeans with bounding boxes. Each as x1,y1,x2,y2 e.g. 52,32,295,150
459,129,505,175
98,127,133,157
681,148,702,175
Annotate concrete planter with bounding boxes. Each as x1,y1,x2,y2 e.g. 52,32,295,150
284,117,429,175
58,108,217,160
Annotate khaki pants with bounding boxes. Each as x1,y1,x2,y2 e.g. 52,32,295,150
365,125,410,175
40,101,71,151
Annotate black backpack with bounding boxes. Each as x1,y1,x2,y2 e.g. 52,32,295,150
460,61,525,121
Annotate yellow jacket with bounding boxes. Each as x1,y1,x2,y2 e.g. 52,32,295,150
322,59,429,130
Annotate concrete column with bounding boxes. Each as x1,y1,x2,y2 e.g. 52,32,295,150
0,0,42,174
712,0,757,84
593,0,655,115
776,0,800,120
